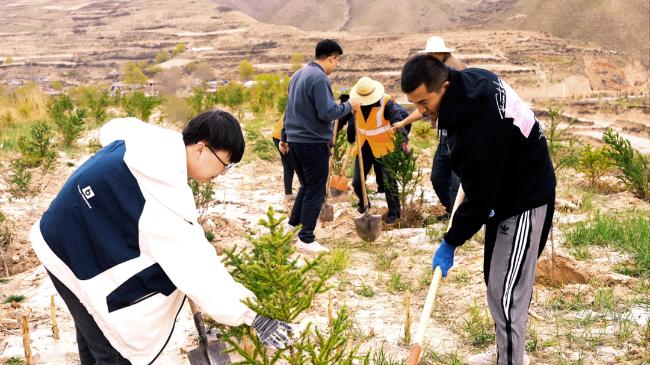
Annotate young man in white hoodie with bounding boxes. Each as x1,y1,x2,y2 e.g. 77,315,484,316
30,110,292,364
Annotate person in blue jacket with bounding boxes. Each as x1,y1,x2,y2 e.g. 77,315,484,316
279,39,360,253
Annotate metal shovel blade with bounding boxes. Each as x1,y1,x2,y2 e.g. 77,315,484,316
188,332,231,365
188,301,231,365
330,175,349,192
354,213,382,242
320,202,334,222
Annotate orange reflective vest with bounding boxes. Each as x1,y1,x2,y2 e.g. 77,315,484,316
272,114,283,139
355,95,394,158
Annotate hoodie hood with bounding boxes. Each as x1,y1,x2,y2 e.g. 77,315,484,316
437,68,490,131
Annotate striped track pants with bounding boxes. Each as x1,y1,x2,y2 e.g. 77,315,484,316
484,201,554,365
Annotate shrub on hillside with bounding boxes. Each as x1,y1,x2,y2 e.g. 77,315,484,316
245,126,276,161
162,95,193,124
7,159,33,200
602,129,650,201
121,92,160,122
17,121,56,171
544,103,579,172
214,82,250,120
47,95,86,147
577,144,614,190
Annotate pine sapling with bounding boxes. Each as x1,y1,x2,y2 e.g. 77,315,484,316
16,121,57,172
603,129,650,201
189,179,216,222
331,130,348,176
379,131,422,208
222,206,334,322
292,307,363,365
216,207,373,364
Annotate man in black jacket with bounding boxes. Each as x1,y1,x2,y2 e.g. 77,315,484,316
401,55,555,365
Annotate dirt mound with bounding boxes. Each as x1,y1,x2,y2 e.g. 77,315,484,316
536,254,588,286
536,252,637,287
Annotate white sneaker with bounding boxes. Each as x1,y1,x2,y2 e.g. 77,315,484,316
466,346,530,365
283,221,296,233
296,239,329,253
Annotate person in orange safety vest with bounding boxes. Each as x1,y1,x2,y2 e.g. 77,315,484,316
340,77,410,224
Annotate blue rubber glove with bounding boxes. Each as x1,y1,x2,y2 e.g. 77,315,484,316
432,239,456,277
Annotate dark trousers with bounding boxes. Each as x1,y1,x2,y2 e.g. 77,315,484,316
352,142,401,219
288,142,329,243
48,271,131,365
431,132,461,214
273,138,300,195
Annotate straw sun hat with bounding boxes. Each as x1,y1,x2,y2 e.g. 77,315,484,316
350,76,385,106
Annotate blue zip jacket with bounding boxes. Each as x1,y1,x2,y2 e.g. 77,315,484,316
282,61,351,143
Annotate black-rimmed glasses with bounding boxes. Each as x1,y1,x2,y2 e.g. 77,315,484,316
206,145,234,173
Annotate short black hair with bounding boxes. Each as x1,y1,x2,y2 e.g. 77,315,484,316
400,54,449,94
182,109,245,163
315,39,343,59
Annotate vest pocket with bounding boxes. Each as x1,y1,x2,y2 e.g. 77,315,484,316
106,263,177,313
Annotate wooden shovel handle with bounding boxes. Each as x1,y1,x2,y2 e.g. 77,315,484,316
338,144,352,177
324,119,340,199
407,185,464,364
354,118,369,209
407,267,442,364
447,185,465,231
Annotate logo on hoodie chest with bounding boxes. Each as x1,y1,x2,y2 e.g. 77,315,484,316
78,185,95,209
493,80,506,120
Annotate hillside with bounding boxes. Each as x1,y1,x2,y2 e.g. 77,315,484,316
213,0,650,67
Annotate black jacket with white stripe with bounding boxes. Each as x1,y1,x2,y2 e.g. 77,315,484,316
439,68,556,247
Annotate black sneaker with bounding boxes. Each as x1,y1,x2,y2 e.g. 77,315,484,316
357,203,370,214
386,216,399,224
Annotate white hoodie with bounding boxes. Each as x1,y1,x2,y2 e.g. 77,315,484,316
31,118,256,364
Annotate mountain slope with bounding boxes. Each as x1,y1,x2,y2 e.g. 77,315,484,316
213,0,649,66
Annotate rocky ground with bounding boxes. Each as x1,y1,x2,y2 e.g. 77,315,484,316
1,129,648,363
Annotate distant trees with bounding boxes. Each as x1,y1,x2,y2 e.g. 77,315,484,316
154,50,171,64
122,62,148,85
290,52,304,72
239,59,255,81
214,82,250,120
172,43,186,55
121,92,161,122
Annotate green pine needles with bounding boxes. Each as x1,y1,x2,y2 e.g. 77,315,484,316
221,207,333,323
217,207,378,364
380,131,422,207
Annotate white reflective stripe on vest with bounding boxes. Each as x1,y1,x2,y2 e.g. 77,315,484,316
376,96,387,129
358,124,392,136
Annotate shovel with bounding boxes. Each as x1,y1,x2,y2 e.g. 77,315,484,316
330,144,352,193
188,299,231,365
406,186,465,365
320,119,340,222
353,118,382,242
